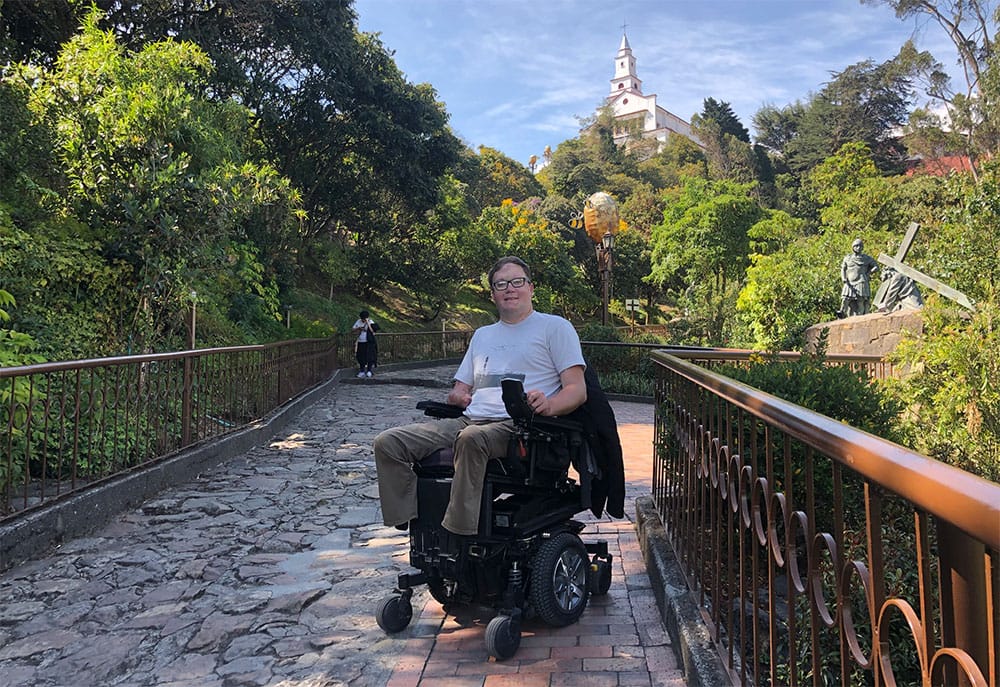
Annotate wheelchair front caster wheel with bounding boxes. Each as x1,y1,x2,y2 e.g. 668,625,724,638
589,558,612,596
375,594,413,633
485,614,521,660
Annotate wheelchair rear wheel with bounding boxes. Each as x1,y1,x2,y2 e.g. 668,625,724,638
528,532,589,627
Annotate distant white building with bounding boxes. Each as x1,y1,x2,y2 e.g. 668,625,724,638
604,33,697,150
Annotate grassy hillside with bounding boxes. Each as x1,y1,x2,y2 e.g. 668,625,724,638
280,282,498,340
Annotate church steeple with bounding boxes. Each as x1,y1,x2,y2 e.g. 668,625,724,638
609,31,642,98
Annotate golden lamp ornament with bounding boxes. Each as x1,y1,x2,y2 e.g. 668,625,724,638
575,191,618,244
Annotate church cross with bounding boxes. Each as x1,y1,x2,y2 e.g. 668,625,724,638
877,222,974,310
621,20,628,35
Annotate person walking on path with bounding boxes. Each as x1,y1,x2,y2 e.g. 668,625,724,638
352,309,379,377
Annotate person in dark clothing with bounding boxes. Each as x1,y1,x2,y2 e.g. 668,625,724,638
352,310,378,377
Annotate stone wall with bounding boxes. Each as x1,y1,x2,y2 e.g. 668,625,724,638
803,309,924,357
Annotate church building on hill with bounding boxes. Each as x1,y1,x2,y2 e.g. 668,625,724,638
604,32,697,151
533,33,698,171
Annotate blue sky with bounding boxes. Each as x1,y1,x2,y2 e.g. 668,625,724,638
354,0,957,166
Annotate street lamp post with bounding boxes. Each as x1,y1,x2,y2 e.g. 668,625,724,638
597,231,614,326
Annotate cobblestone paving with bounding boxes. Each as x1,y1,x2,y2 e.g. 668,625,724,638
0,365,682,687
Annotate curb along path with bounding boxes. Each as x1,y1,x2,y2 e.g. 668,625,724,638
0,365,685,687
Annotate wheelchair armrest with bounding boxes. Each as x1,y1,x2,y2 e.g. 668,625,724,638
416,400,465,419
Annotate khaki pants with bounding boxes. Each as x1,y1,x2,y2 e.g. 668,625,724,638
373,417,514,535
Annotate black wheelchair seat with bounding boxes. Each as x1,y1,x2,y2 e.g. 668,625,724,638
375,379,615,660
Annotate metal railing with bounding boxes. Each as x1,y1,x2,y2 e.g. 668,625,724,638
9,330,994,686
0,329,479,521
335,329,474,369
0,338,337,520
656,348,897,380
652,349,999,686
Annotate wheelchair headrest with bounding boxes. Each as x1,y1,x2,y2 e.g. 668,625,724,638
500,377,533,421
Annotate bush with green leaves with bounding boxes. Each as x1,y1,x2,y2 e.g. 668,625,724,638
886,295,1000,483
721,346,902,437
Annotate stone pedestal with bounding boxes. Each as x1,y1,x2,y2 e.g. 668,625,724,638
803,309,924,357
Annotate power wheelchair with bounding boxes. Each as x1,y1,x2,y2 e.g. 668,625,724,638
374,378,615,660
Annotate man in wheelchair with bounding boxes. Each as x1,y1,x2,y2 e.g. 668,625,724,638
372,256,625,659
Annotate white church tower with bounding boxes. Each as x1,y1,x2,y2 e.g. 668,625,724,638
605,32,696,150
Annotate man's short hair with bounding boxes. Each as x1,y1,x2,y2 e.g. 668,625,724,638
488,256,532,286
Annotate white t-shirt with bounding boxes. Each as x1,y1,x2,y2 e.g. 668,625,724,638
353,319,375,343
455,311,585,420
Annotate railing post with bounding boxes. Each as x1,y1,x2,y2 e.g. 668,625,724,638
936,519,989,687
181,353,193,446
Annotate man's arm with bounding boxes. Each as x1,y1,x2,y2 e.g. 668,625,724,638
526,364,586,417
447,380,473,409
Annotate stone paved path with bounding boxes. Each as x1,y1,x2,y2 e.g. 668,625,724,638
0,365,685,687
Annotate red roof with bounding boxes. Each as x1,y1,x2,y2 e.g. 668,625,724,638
904,155,973,176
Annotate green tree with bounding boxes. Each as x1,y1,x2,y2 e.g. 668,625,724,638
804,142,906,248
21,1,464,298
736,220,840,350
888,295,1000,482
392,174,479,321
752,102,804,160
460,146,544,212
864,0,1000,175
15,11,302,351
693,98,774,202
636,135,708,189
700,97,750,142
928,159,1000,298
619,181,665,237
609,227,654,316
784,52,918,175
649,178,763,342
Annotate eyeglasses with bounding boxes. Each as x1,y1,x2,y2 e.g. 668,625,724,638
491,277,531,291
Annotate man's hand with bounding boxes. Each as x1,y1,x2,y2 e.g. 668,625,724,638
447,381,473,409
525,389,551,415
530,365,586,417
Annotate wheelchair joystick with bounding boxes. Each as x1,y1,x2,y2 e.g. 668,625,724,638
500,377,533,421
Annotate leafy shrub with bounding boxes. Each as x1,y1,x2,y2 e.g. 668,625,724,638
719,343,901,437
886,294,1000,483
